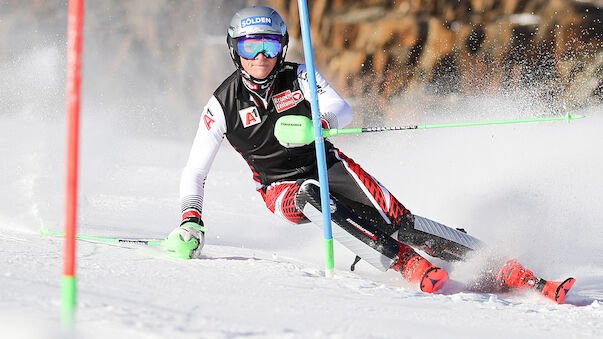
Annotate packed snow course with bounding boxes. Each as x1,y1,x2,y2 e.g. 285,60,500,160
1,50,602,339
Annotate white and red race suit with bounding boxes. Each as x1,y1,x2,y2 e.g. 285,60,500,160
180,62,413,254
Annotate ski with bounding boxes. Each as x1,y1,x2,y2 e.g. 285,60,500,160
536,277,576,304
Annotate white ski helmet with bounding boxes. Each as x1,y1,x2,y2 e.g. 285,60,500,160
227,5,289,72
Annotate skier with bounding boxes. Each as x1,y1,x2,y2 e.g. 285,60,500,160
165,5,574,299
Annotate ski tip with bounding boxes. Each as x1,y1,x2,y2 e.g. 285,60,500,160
541,277,576,304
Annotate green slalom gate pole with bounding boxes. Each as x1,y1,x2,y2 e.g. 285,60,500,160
274,113,584,145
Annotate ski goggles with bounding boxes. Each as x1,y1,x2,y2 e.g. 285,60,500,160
237,35,282,60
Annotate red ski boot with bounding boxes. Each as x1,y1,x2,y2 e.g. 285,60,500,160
497,259,575,304
391,244,448,293
539,278,576,304
497,259,538,289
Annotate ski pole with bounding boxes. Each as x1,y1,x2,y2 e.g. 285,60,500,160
39,227,165,246
274,113,584,145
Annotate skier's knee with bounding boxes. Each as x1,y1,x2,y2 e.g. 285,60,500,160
264,180,310,224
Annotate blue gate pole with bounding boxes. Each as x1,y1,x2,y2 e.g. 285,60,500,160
296,0,334,278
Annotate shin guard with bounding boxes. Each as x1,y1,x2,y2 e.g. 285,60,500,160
295,180,400,271
398,215,484,261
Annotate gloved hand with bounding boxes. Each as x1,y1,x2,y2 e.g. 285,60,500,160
164,216,207,259
319,111,339,130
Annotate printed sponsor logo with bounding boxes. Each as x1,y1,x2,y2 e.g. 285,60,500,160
118,240,148,244
241,76,258,90
203,109,215,130
272,90,304,113
239,106,261,128
241,16,272,28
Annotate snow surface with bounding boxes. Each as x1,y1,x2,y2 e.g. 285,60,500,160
2,47,603,339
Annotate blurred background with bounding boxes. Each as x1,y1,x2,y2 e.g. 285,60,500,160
2,0,601,134
277,0,603,117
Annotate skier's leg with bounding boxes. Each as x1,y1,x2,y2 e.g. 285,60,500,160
326,148,412,235
258,181,310,224
328,147,482,261
258,152,448,292
259,182,430,289
323,148,574,301
295,179,448,293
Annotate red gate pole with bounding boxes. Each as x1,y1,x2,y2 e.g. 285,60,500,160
62,0,84,327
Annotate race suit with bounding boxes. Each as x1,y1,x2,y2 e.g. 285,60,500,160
179,62,414,270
